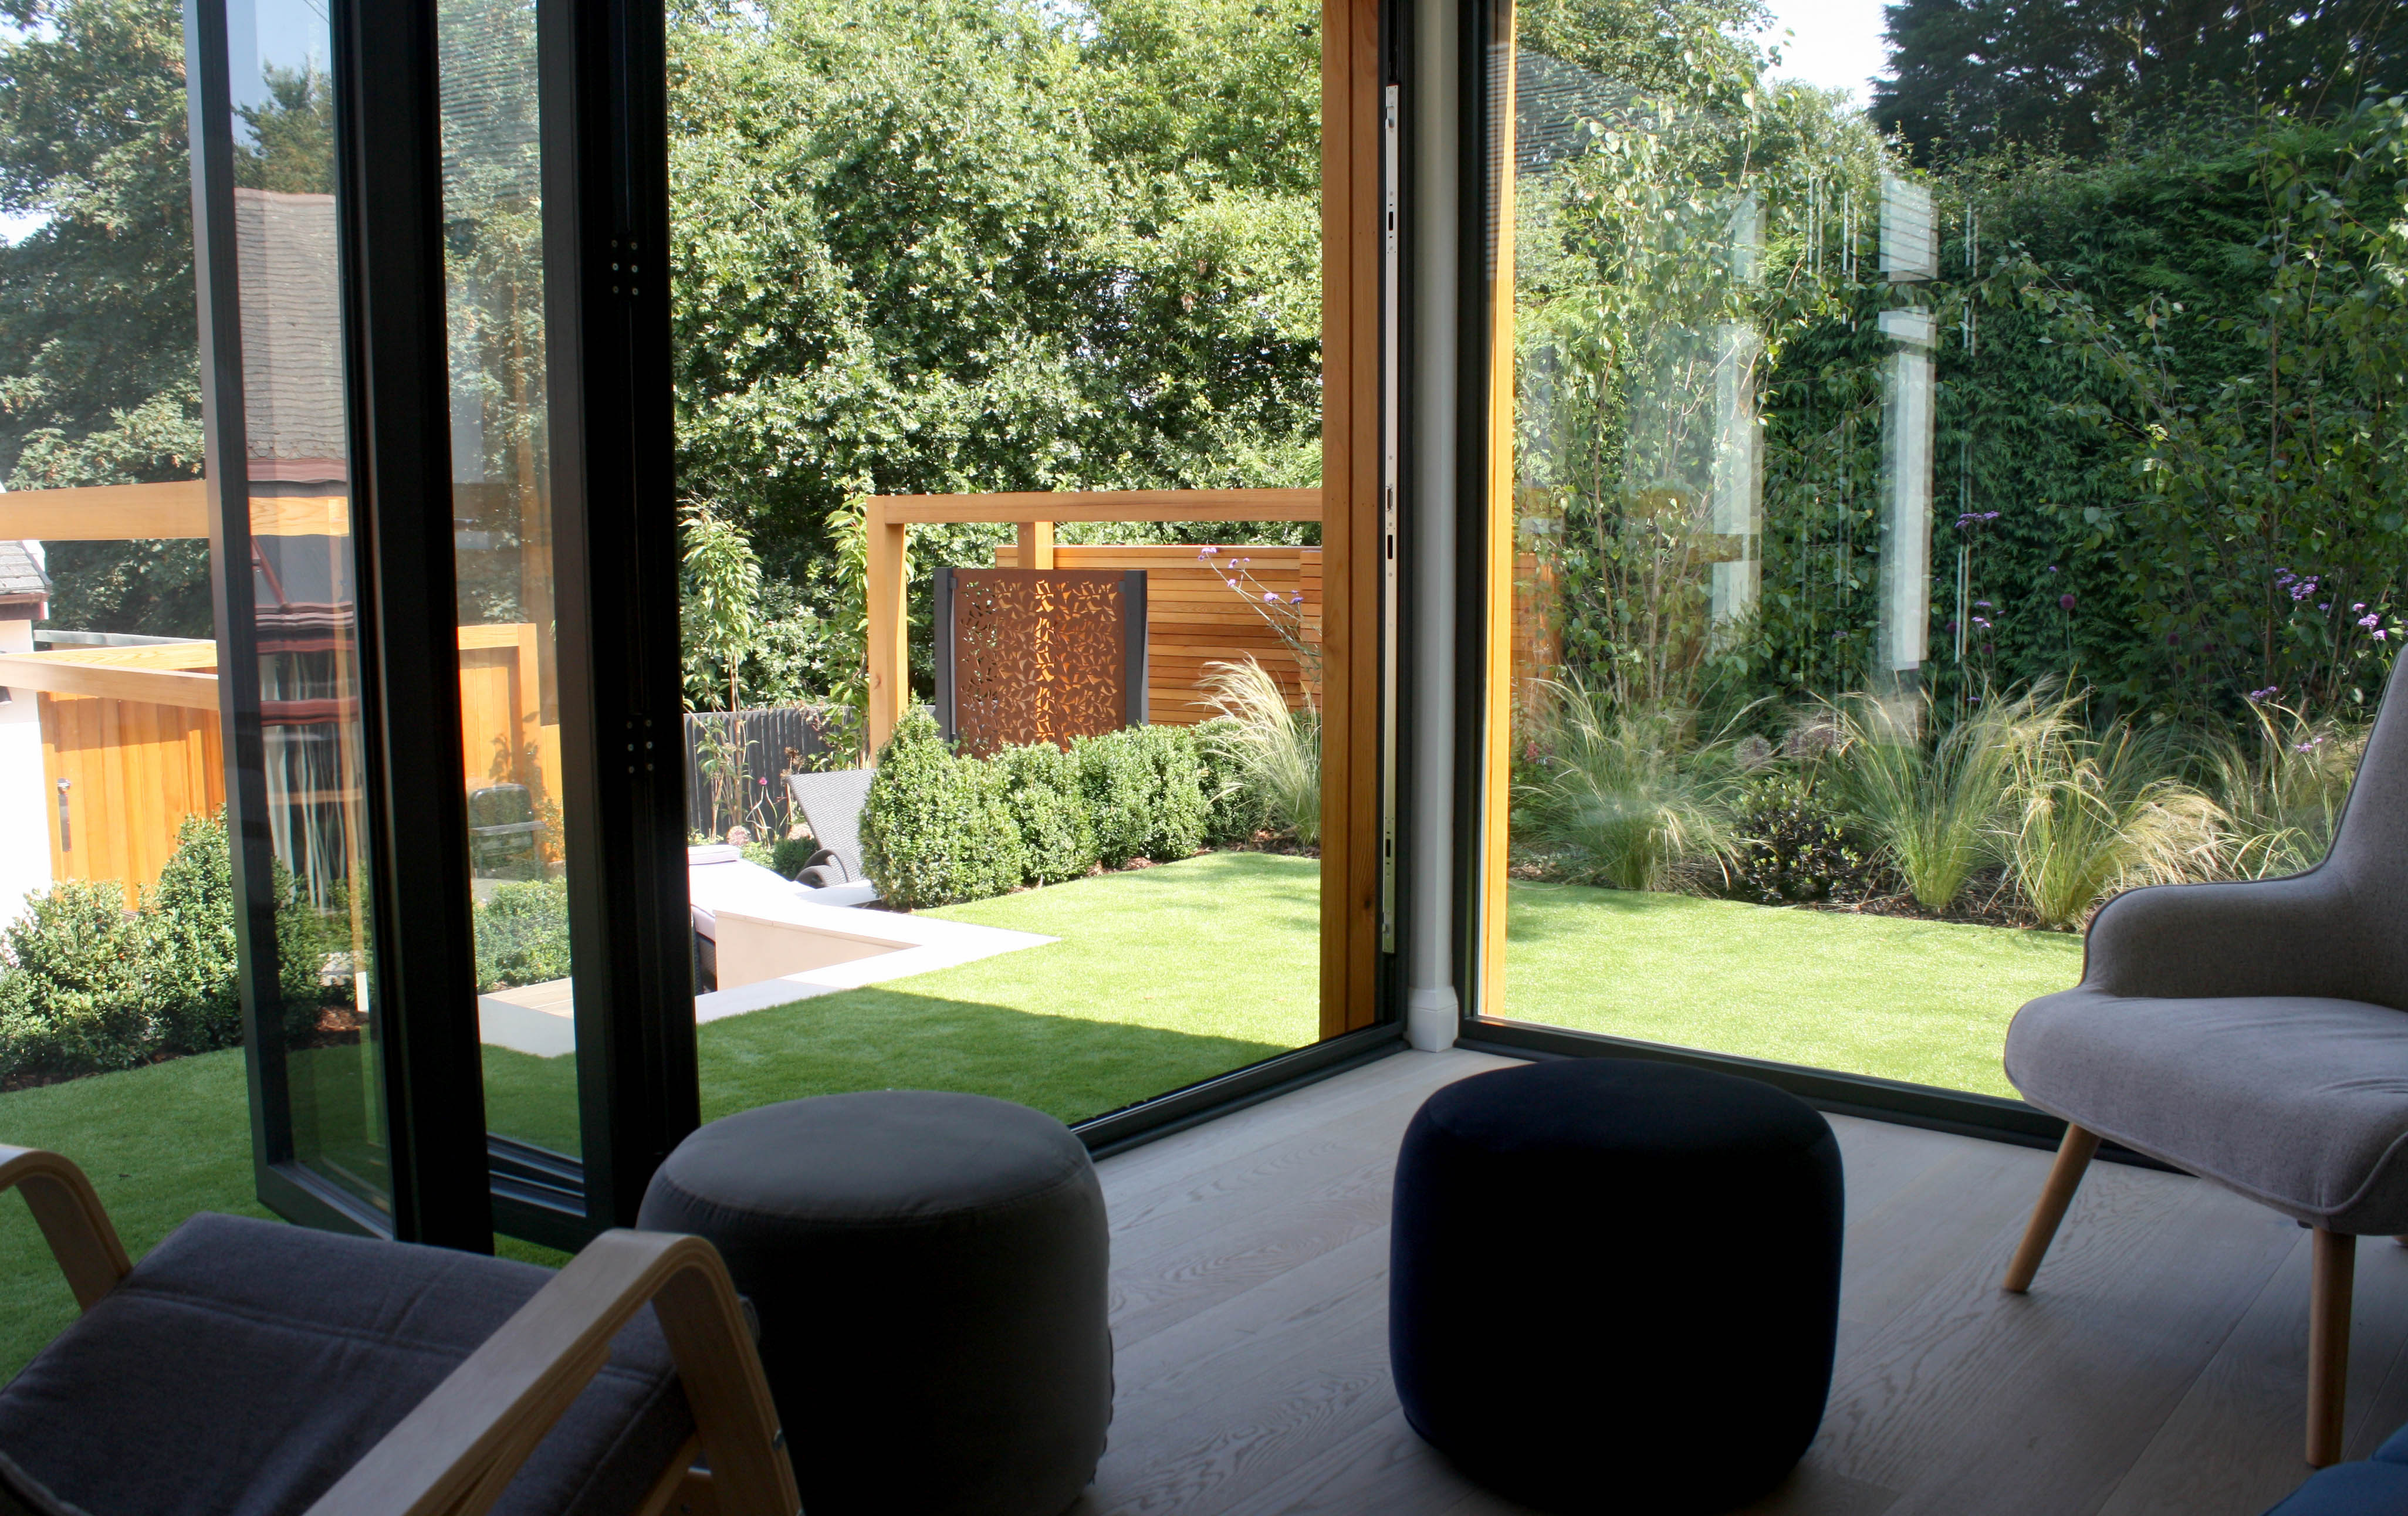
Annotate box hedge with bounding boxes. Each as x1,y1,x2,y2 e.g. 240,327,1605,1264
861,712,1030,908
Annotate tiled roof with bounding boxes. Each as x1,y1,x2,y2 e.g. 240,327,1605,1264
234,187,348,478
0,539,50,604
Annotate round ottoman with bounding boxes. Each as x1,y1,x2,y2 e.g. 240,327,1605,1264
1389,1060,1843,1514
638,1091,1112,1516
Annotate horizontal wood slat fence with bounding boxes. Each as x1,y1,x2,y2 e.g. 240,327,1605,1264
865,489,1325,751
992,544,1321,726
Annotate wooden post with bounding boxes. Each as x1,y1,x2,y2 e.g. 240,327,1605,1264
2002,1123,2100,1293
1017,520,1055,570
864,503,909,756
2309,1227,2355,1467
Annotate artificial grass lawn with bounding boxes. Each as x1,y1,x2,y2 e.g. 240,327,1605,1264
479,850,1326,1153
0,854,2081,1379
1503,882,2086,1097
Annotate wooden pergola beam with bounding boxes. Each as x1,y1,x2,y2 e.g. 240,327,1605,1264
861,488,1325,752
0,481,351,541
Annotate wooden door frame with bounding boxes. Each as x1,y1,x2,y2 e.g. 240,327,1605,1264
859,2,1389,1043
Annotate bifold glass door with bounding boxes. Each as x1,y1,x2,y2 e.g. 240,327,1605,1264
192,0,396,1232
1474,0,2399,1106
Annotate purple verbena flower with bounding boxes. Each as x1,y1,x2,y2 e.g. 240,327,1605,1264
2360,613,2381,630
2247,686,2280,702
1263,591,1279,604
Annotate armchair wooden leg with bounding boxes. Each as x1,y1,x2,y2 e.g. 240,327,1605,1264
2309,1228,2356,1468
2003,1124,2101,1294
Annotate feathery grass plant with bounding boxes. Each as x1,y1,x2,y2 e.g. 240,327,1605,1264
2005,723,2223,928
1829,688,2063,913
2199,699,2363,879
1199,656,1321,847
1514,682,1738,892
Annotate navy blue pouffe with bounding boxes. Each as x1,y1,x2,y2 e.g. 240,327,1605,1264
1389,1059,1844,1514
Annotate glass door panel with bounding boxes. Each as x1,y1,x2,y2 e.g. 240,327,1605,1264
1484,1,2391,1094
436,0,581,1160
222,0,388,1216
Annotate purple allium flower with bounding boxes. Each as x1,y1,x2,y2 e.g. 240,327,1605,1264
2059,593,2078,611
1946,620,1959,634
1983,642,1994,655
2167,633,2181,646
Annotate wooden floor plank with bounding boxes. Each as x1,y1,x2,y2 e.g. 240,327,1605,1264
1080,1047,2343,1516
1818,1159,2298,1515
2099,1226,2408,1515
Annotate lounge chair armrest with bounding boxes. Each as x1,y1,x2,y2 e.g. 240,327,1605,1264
0,1146,131,1311
308,1229,798,1516
2085,872,2353,1000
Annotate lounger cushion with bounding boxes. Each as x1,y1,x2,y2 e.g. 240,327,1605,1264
2006,987,2408,1233
0,1213,692,1516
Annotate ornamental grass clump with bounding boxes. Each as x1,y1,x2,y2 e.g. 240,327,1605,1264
1200,655,1321,847
1828,687,2063,914
2199,698,2364,879
2004,722,2224,929
1514,682,1737,892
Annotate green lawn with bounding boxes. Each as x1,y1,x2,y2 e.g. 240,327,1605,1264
1502,882,2085,1097
0,855,2084,1380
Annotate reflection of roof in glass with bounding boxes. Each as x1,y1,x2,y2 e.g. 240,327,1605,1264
0,540,52,605
234,187,347,479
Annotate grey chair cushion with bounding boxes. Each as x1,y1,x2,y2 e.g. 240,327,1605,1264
2007,987,2408,1233
0,1213,694,1516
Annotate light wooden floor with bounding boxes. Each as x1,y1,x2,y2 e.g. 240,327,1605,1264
1074,1047,2408,1516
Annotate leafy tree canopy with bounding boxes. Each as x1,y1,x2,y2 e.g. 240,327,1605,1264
1873,0,2408,160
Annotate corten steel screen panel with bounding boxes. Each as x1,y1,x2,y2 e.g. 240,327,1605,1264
935,568,1149,757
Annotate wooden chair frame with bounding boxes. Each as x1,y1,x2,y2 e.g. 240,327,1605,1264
0,1145,799,1516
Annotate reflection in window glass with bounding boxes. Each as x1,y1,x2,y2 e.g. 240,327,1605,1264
438,0,582,1160
228,0,387,1212
1494,2,2406,1095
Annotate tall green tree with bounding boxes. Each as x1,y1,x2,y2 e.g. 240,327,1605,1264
0,0,207,634
1874,0,2408,160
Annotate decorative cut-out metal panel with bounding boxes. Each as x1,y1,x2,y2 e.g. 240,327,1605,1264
935,567,1148,757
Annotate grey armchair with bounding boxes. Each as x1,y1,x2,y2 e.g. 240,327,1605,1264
2000,677,2408,1468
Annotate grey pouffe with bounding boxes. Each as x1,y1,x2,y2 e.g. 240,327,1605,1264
638,1091,1111,1516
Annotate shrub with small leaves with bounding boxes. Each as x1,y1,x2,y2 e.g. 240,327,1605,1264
770,834,819,879
475,879,574,990
1724,769,1883,906
861,712,1029,906
1195,715,1268,845
1077,724,1207,867
0,881,149,1079
993,741,1099,884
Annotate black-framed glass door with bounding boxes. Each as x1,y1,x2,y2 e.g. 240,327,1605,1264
191,0,692,1251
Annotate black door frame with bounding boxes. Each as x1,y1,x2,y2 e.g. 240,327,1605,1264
192,0,696,1252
